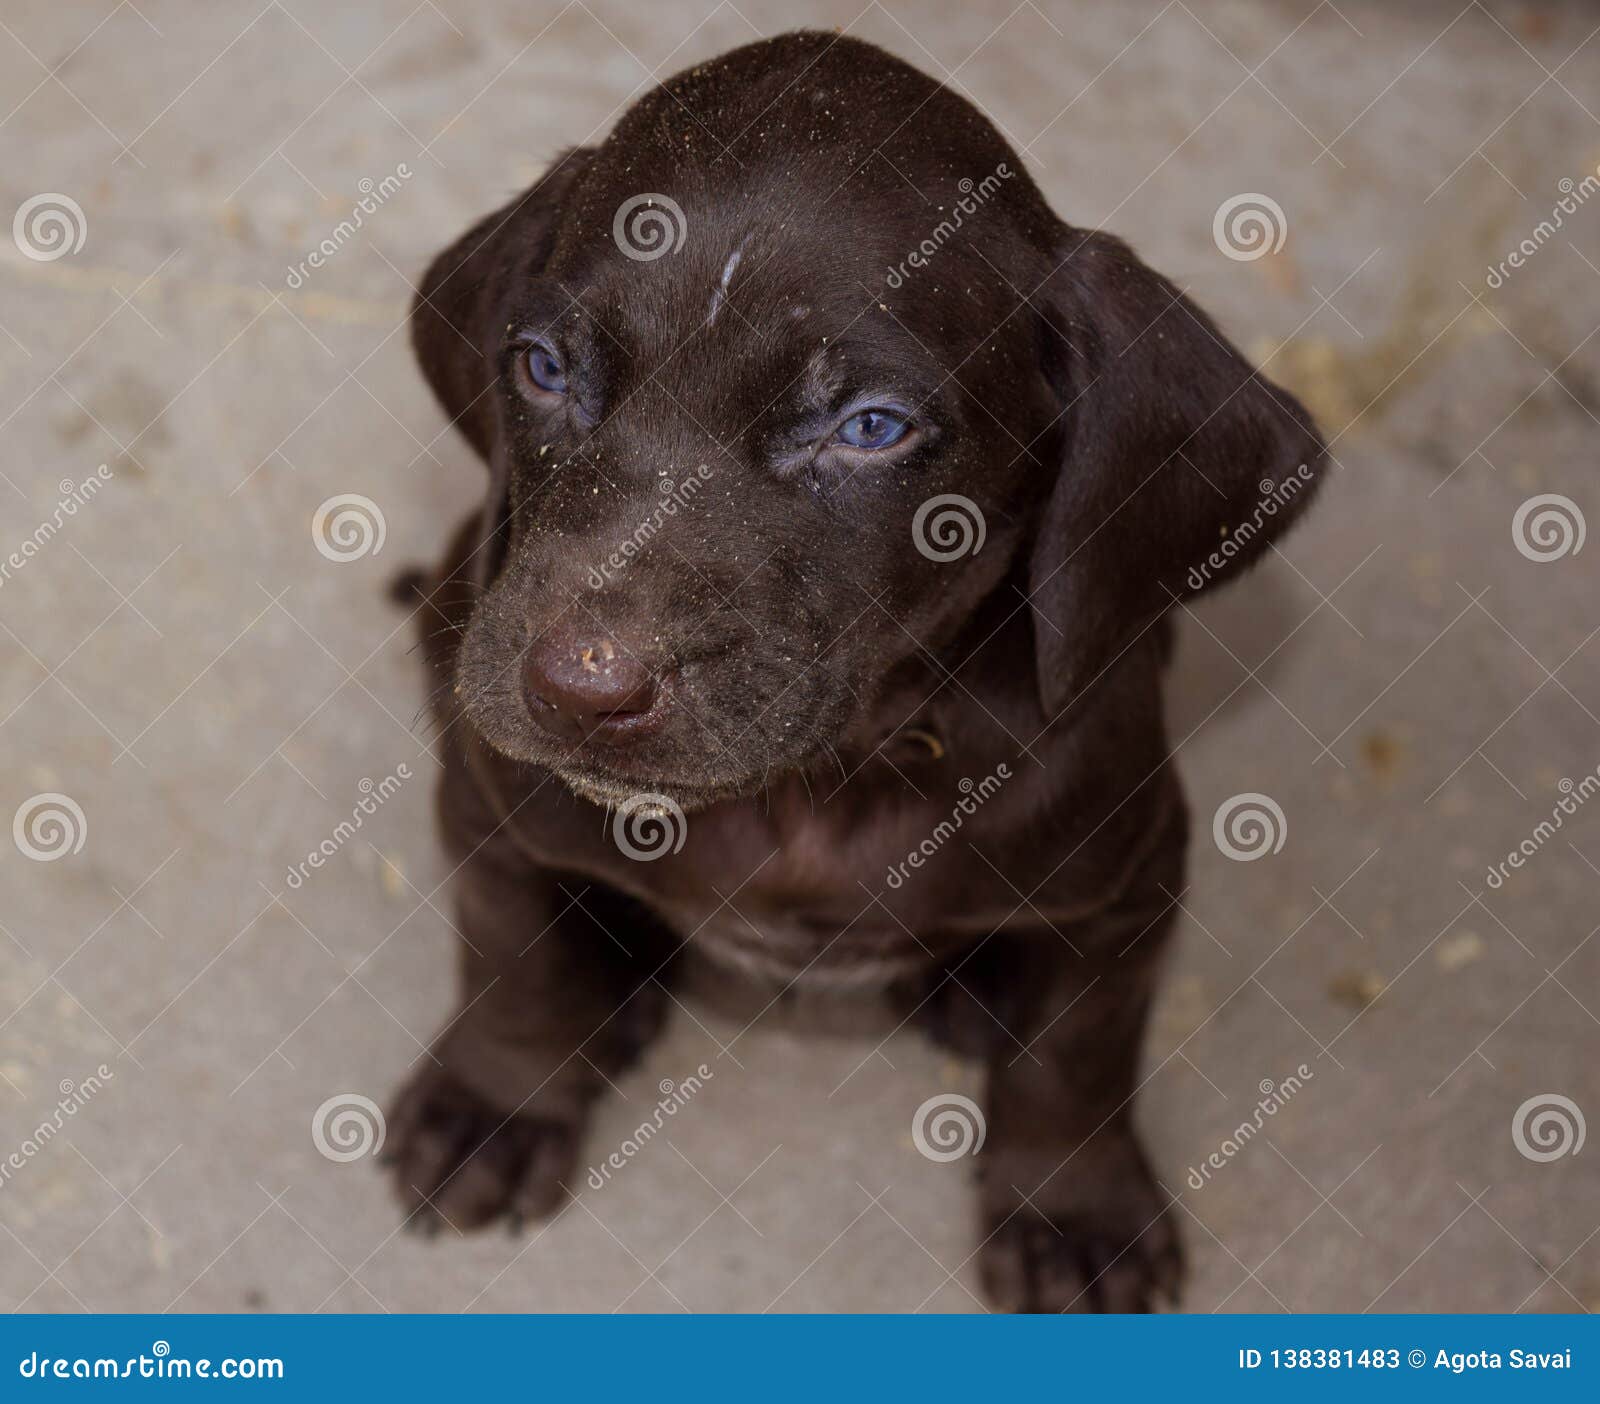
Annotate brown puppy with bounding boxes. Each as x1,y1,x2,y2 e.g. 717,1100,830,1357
390,30,1323,1311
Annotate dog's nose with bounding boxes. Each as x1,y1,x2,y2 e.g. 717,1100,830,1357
522,633,660,743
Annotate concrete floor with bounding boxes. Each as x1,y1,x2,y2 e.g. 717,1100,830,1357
1,0,1597,1314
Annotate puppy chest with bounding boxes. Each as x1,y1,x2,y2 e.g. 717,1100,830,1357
681,903,929,988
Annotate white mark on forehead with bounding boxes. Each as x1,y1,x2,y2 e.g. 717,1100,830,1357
705,239,748,327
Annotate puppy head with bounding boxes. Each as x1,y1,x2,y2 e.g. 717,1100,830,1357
411,31,1323,811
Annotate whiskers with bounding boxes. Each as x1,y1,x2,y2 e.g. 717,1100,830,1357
412,676,461,740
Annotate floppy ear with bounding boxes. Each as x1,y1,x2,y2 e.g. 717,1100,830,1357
410,148,591,585
1028,229,1325,718
411,147,592,458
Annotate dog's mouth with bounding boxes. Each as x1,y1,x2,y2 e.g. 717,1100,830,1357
454,594,859,813
463,690,822,815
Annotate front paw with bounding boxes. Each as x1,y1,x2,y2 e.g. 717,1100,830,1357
384,1064,581,1233
978,1133,1183,1312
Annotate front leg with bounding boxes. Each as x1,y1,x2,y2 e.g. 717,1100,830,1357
385,839,673,1234
977,928,1181,1312
927,826,1186,1312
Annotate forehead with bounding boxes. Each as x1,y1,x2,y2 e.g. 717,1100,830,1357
568,210,874,346
524,223,902,423
544,168,1035,409
518,36,1044,407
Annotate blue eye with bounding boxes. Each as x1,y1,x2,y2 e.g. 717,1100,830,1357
835,408,910,450
525,344,568,394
